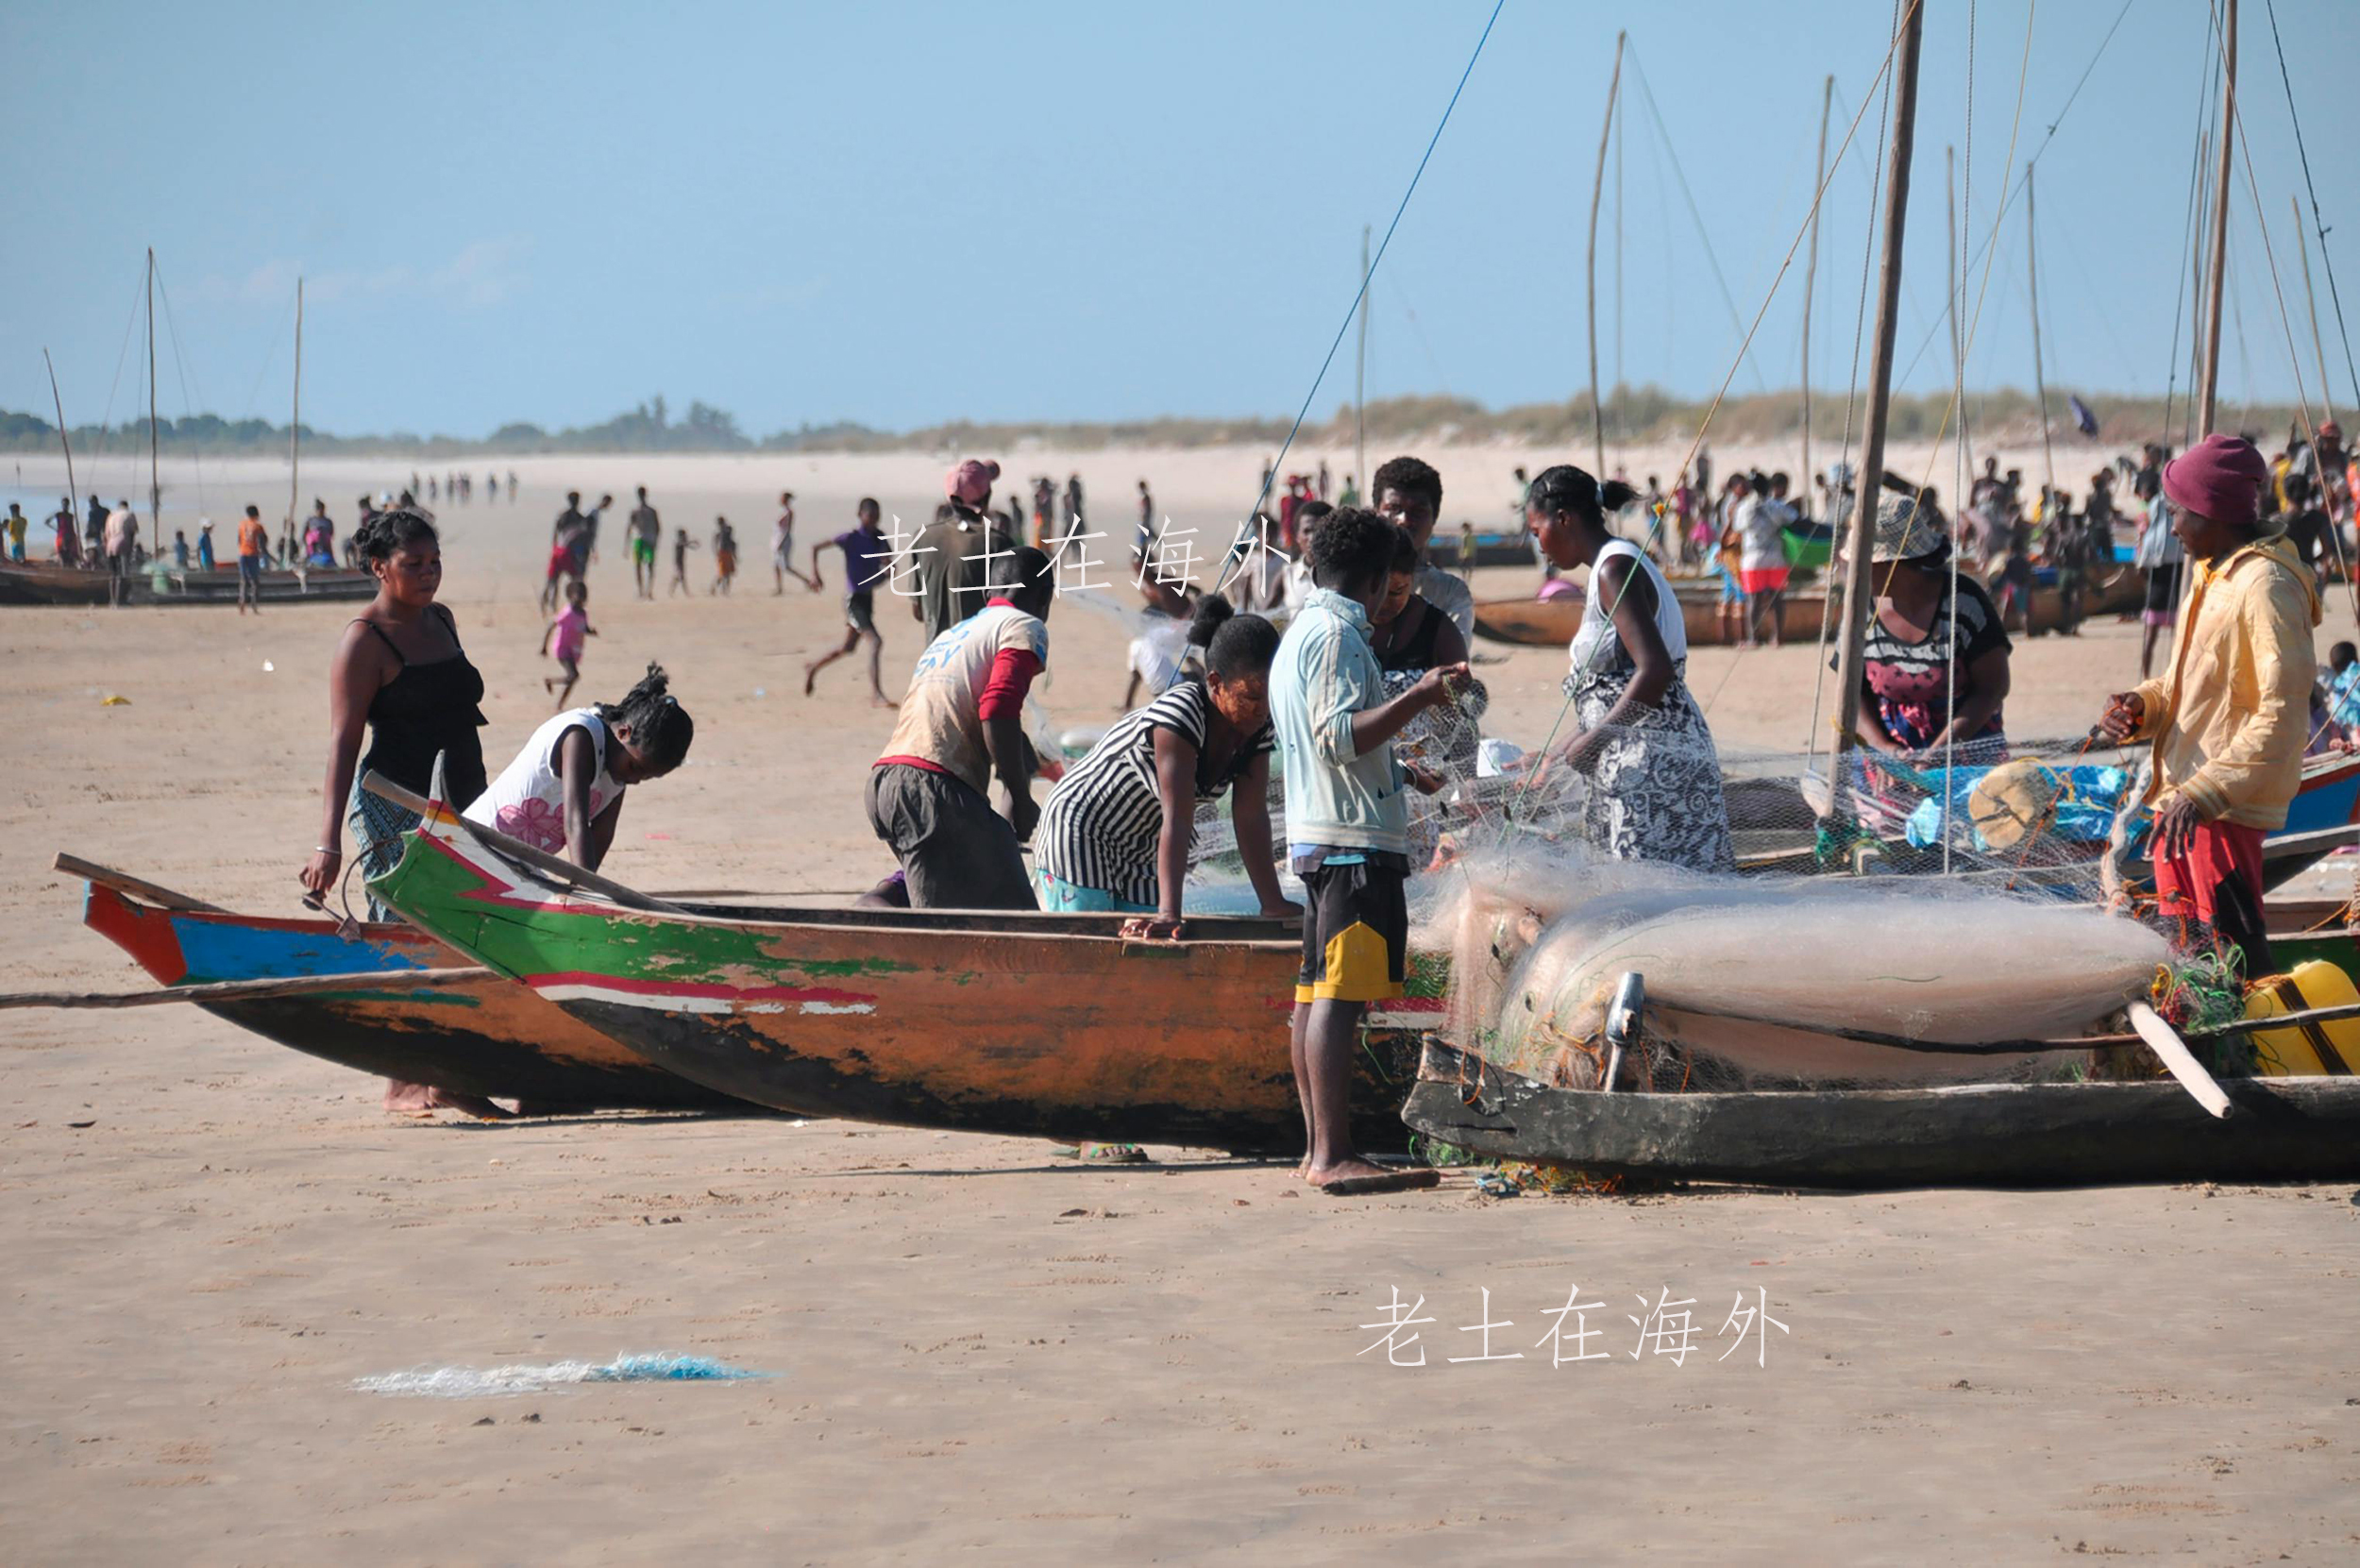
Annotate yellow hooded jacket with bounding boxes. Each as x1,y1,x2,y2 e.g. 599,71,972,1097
2128,532,2322,828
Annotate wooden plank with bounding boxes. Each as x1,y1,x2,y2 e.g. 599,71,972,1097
53,852,225,913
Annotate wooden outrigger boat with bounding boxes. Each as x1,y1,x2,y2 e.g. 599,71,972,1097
1403,1037,2360,1189
364,784,1435,1152
0,561,379,608
69,856,757,1112
1472,565,2143,649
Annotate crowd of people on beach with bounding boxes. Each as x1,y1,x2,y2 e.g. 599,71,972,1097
25,415,2281,1185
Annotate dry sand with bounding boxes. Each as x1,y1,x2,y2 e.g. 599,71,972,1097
4,445,2356,1561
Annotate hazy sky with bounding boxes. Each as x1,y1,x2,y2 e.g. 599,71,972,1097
7,0,2355,439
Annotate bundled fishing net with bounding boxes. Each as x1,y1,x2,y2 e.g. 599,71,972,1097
1421,837,2169,1092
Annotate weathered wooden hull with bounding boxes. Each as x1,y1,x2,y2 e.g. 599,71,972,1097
0,563,379,607
1472,567,2144,649
368,804,1434,1152
1404,1038,2360,1189
80,882,754,1111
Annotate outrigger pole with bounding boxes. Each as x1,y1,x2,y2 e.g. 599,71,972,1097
1585,30,1626,479
1829,0,1925,777
2197,0,2237,437
42,348,77,530
2026,162,2056,500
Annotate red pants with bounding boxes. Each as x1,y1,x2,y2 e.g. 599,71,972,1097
2152,819,2266,928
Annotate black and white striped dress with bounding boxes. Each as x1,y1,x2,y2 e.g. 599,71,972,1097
1035,682,1274,906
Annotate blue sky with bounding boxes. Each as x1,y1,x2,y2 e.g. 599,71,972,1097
6,0,2355,438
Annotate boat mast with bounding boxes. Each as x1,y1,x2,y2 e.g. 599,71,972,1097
289,278,303,545
1829,0,1925,775
146,247,160,556
2292,194,2335,425
2025,162,2055,502
1802,74,1831,517
1946,144,1968,481
42,348,77,529
1586,30,1627,479
2197,0,2237,438
1355,224,1370,495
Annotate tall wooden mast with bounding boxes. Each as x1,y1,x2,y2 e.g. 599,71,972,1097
1586,30,1626,478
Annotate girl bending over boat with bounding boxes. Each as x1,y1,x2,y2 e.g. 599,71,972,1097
464,663,696,872
1526,463,1736,873
299,505,499,1118
1034,595,1296,934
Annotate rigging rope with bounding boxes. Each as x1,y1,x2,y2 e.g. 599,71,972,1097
2262,0,2360,412
1219,0,1504,572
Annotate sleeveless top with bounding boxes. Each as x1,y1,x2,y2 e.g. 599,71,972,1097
464,708,624,853
1374,598,1446,674
356,605,489,806
1569,539,1687,679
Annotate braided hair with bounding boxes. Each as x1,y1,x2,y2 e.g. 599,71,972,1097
1186,593,1281,680
1526,464,1638,535
597,663,695,771
352,505,438,564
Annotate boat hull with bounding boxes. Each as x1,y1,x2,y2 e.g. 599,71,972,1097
81,882,753,1111
369,805,1431,1152
1403,1038,2360,1189
0,562,379,607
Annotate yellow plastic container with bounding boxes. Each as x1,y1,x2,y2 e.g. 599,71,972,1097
2243,961,2360,1076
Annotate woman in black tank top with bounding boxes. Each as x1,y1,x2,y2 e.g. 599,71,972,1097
298,507,497,1117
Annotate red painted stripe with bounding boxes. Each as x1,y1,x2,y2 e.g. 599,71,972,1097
529,970,879,1007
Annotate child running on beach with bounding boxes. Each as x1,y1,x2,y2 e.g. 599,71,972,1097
464,663,695,871
1270,505,1466,1194
542,579,596,710
711,516,737,596
668,527,698,596
803,497,897,707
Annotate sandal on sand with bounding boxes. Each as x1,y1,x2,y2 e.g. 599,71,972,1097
1316,1167,1442,1197
1050,1142,1150,1164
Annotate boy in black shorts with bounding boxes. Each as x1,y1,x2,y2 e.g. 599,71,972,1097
1268,506,1468,1193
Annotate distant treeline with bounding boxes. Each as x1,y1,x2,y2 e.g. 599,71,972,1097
0,386,2319,461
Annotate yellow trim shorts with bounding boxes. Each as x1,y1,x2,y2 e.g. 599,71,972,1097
1294,858,1408,1003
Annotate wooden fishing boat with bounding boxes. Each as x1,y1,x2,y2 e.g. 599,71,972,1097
365,788,1434,1152
71,857,756,1112
1472,565,2143,649
0,561,379,607
1402,1037,2360,1189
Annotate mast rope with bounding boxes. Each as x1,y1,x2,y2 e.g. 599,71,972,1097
1219,0,1504,568
149,260,209,518
2262,0,2360,411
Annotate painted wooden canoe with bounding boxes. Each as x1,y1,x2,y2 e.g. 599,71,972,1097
1402,1037,2360,1189
1472,565,2143,649
0,561,379,608
78,873,758,1112
365,798,1437,1152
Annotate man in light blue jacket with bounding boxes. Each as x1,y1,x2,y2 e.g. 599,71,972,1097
1270,506,1467,1194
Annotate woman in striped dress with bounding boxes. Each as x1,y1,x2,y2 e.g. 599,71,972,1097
1035,598,1296,936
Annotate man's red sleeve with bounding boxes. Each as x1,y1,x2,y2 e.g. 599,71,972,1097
976,649,1041,720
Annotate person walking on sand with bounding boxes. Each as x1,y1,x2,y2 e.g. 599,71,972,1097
540,579,596,711
5,502,27,564
1271,506,1466,1194
51,497,79,566
2132,467,2184,680
104,498,139,606
236,504,271,615
804,497,897,707
627,486,661,599
668,526,698,596
196,519,216,571
710,516,738,595
771,492,814,593
544,492,588,614
2097,434,2319,978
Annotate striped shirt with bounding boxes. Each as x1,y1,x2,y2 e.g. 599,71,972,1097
1035,682,1273,906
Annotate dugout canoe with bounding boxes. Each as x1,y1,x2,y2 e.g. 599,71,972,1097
0,561,379,607
1402,1037,2360,1189
1470,565,2143,649
365,789,1435,1153
73,860,757,1112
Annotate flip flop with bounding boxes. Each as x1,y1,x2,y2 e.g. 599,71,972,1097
1315,1167,1442,1197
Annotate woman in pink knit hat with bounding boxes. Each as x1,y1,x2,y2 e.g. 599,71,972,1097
2096,432,2322,975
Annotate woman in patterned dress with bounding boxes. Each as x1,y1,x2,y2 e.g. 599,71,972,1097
1526,463,1736,873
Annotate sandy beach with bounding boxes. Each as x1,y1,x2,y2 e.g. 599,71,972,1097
5,444,2357,1561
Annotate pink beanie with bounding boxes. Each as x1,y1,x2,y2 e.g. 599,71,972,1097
946,458,1002,506
2162,433,2268,527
